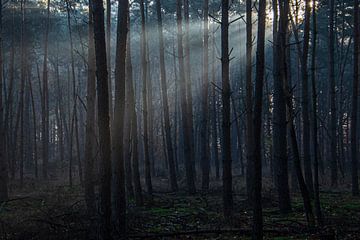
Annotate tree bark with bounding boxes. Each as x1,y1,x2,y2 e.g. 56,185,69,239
221,0,233,219
200,0,210,191
0,0,8,203
352,0,359,196
311,0,323,223
84,0,96,214
140,0,153,196
300,0,314,195
272,0,291,214
252,0,266,237
329,0,338,187
176,0,196,194
155,0,178,192
245,0,254,203
92,0,112,237
41,0,50,180
112,0,128,234
126,29,143,206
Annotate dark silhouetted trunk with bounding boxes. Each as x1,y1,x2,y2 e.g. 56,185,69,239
126,29,143,206
200,0,210,191
252,0,266,237
329,0,337,187
41,0,50,180
156,0,178,192
84,0,96,214
221,0,233,219
352,0,359,196
311,0,323,223
140,0,153,196
176,0,196,194
112,0,128,234
0,0,8,203
273,0,291,214
301,0,314,195
245,0,254,203
92,0,112,237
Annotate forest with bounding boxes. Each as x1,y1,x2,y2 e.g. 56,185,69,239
0,0,359,239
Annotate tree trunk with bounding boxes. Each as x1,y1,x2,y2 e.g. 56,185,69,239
84,0,96,214
311,0,323,223
200,0,210,191
183,0,195,179
176,0,196,194
245,0,254,203
221,0,233,219
252,0,266,237
126,29,143,206
112,0,128,234
92,0,112,237
41,0,50,180
272,0,291,214
155,0,178,192
211,26,220,180
300,0,314,195
140,0,153,196
329,0,337,187
106,0,112,120
352,0,359,196
0,0,8,203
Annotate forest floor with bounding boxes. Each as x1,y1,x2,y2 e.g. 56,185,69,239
1,176,360,240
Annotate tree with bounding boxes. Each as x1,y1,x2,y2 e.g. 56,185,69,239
351,0,359,196
155,0,178,192
92,0,112,237
176,0,196,194
272,0,291,214
183,0,195,179
329,0,337,187
41,0,50,180
252,0,266,237
221,0,233,219
112,0,128,233
200,0,210,191
140,0,153,196
0,0,8,203
245,0,254,203
84,0,96,214
126,23,143,206
301,0,314,195
311,0,323,223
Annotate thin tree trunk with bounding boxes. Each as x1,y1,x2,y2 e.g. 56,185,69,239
0,0,8,203
301,0,314,195
27,68,38,179
311,0,323,223
221,0,233,219
140,0,153,196
155,0,178,192
19,0,26,187
272,0,291,214
329,0,337,187
126,28,143,206
176,0,196,194
183,0,195,179
252,0,266,238
92,0,112,237
351,0,359,196
112,0,128,234
41,0,50,180
84,0,96,214
200,0,210,191
211,26,219,180
245,0,254,203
